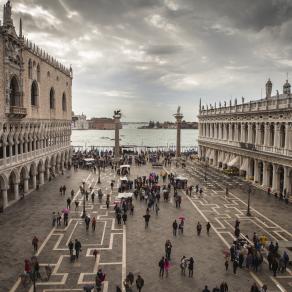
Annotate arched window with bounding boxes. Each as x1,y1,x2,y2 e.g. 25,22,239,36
10,76,20,106
37,64,40,82
31,81,38,106
50,88,55,109
62,93,67,111
28,59,32,79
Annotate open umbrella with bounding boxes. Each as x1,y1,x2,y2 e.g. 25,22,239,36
62,208,69,214
178,216,185,221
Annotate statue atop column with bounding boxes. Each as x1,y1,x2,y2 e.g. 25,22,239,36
113,110,122,163
173,106,184,158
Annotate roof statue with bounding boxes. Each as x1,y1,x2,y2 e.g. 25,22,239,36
276,90,279,98
114,110,121,116
177,106,181,114
242,97,245,104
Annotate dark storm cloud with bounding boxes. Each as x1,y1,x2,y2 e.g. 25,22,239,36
1,0,292,120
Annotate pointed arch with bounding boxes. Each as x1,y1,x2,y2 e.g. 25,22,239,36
50,87,55,109
62,92,67,111
31,80,38,106
10,76,20,107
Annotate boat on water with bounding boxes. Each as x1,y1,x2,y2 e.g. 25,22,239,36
101,137,111,140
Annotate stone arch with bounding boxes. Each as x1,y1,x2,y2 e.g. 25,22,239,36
31,80,38,106
19,166,29,194
7,169,18,202
277,166,285,194
260,123,265,145
0,174,8,212
50,87,55,109
258,161,263,185
269,123,275,146
10,75,20,107
28,162,37,190
267,163,273,188
62,92,67,111
279,124,286,148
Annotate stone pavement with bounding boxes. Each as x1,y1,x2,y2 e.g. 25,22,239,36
0,162,292,291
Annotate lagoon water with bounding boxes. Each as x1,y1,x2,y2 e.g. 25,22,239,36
71,124,198,148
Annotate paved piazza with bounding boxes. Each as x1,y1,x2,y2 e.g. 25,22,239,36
0,162,292,292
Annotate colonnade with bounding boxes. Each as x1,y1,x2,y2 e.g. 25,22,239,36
0,148,71,211
200,146,292,196
199,121,292,150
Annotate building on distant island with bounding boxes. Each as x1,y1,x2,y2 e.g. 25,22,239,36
72,112,88,130
139,120,198,129
88,117,122,130
0,1,73,211
198,78,292,198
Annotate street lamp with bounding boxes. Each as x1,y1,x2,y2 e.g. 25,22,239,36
204,161,208,182
81,180,86,218
246,185,252,216
97,161,101,184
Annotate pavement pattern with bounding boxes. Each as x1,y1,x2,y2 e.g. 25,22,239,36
0,161,292,292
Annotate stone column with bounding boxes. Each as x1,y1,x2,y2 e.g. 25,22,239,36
285,123,292,150
262,161,269,187
174,109,183,158
272,164,279,192
264,123,270,146
255,123,261,145
14,183,19,200
45,167,50,181
283,166,289,194
246,158,252,180
113,110,122,162
234,124,238,141
24,178,29,193
240,123,245,142
274,124,281,148
39,171,44,185
9,143,13,158
2,189,8,209
32,175,37,189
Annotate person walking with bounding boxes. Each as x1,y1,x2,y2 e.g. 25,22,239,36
32,236,39,253
206,222,211,236
158,257,165,278
202,286,210,292
52,212,56,227
91,192,95,203
71,189,74,200
122,213,128,225
172,220,178,236
197,222,202,236
165,240,172,260
224,258,229,271
233,258,239,274
67,197,71,209
180,256,187,276
143,213,151,229
188,257,194,277
68,240,74,256
56,212,61,226
92,216,96,231
271,258,278,277
136,274,144,292
164,258,170,278
220,282,229,292
75,200,79,211
74,239,82,259
85,215,90,231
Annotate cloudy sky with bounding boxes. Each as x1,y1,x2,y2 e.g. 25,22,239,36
2,0,292,121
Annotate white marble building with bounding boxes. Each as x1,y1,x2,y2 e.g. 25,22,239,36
0,2,72,211
198,79,292,197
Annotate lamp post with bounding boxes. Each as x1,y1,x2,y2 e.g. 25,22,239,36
97,161,101,184
204,161,208,182
246,186,252,216
81,180,86,218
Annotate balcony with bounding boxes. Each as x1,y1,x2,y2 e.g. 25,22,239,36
6,106,27,119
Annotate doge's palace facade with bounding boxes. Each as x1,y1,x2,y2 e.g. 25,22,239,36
198,78,292,198
0,1,72,211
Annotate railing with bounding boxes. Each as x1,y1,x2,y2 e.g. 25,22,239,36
199,136,292,158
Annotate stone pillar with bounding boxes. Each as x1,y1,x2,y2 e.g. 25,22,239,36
274,124,281,148
15,142,18,161
45,168,50,181
240,123,245,142
255,123,261,145
9,143,13,158
2,189,8,209
254,159,259,183
174,109,183,157
24,178,29,193
262,161,269,187
113,110,122,162
39,171,44,185
234,124,238,141
14,183,19,200
285,123,292,150
24,141,28,153
19,141,23,154
246,158,252,180
272,164,279,192
32,175,37,189
3,143,6,160
283,166,289,194
264,124,270,146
